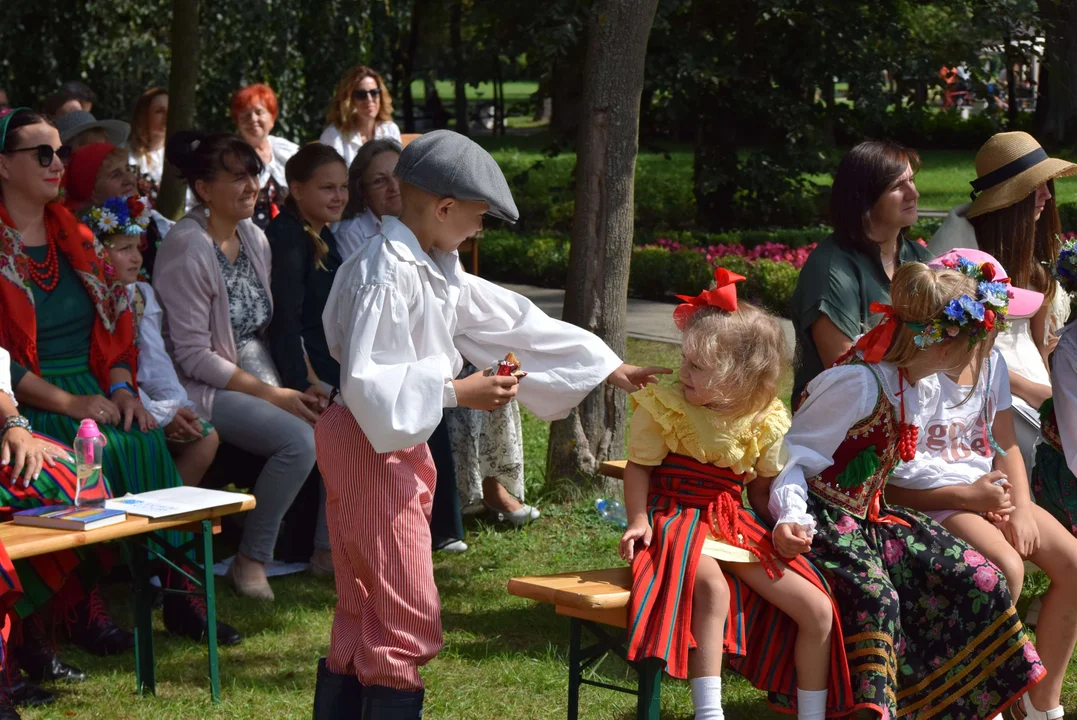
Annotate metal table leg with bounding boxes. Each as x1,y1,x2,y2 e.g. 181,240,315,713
128,538,155,696
199,518,221,703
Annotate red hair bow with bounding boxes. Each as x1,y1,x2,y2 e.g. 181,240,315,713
673,268,746,331
854,302,898,363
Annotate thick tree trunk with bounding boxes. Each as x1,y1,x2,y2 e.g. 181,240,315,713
1005,36,1020,127
402,1,421,133
157,0,200,221
1038,0,1077,144
546,0,660,488
451,1,469,137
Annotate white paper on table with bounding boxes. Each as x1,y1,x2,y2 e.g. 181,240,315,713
105,486,252,519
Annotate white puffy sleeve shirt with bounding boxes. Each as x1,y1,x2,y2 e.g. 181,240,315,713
323,218,622,454
0,346,13,406
768,363,886,530
1051,326,1077,475
129,283,196,426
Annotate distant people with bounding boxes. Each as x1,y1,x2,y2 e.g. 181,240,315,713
54,110,129,151
42,80,96,118
128,87,168,204
333,138,401,259
319,65,401,167
232,83,299,229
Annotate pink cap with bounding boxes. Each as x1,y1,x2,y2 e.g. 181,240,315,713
927,248,1045,319
76,418,104,439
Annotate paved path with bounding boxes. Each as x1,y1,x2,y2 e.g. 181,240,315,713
499,282,797,358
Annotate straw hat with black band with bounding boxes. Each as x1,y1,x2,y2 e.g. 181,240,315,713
967,131,1077,218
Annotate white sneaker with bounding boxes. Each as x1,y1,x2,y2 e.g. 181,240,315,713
436,540,469,553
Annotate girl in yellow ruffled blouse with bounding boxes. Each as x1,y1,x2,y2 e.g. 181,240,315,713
620,270,852,720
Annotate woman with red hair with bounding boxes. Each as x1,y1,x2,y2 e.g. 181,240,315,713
319,66,401,168
232,83,299,230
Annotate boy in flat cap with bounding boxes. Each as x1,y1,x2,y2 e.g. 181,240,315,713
312,130,668,718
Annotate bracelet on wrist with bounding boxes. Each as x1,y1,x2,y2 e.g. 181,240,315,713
108,381,137,399
1,415,32,442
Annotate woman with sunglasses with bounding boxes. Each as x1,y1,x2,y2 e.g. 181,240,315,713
0,108,242,653
319,66,401,168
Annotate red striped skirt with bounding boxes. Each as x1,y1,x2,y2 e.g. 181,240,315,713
625,455,854,715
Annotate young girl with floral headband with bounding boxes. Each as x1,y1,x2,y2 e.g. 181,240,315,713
84,196,222,490
621,268,853,720
769,259,1047,719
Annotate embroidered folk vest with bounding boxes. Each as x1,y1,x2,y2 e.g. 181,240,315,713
804,361,903,521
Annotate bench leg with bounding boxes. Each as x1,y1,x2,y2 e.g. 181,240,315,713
567,617,581,720
635,658,662,720
200,519,221,704
128,539,156,696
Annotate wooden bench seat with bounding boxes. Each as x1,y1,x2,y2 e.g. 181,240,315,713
508,567,630,629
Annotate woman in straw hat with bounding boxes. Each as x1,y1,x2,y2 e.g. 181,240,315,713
930,131,1077,481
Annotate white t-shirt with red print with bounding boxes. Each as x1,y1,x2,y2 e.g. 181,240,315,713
889,349,1011,491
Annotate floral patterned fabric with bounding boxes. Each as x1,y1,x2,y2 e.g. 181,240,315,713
214,243,271,349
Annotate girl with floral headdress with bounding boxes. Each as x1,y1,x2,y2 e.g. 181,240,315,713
622,268,852,720
770,258,1047,719
885,249,1077,720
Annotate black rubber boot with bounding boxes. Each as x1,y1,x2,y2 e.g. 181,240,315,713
312,658,363,720
362,684,423,719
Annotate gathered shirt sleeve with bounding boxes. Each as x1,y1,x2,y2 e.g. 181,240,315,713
769,364,880,530
795,250,863,342
0,347,13,406
325,273,458,455
1052,330,1077,475
453,273,623,421
133,284,194,425
627,403,670,467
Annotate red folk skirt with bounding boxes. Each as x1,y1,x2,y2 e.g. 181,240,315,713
625,455,854,715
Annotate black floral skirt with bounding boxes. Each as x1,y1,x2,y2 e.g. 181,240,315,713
805,495,1044,719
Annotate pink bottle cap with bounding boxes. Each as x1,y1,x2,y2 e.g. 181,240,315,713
77,419,103,439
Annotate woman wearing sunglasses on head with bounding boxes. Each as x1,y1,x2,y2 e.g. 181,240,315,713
0,108,242,653
319,66,401,168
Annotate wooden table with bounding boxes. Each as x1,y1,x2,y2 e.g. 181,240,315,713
0,496,255,703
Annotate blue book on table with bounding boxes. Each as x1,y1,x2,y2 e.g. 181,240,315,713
12,505,127,531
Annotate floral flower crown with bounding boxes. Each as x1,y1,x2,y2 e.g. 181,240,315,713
83,196,152,239
1054,234,1077,295
909,257,1012,349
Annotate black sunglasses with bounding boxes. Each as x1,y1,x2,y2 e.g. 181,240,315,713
4,144,72,167
352,88,381,102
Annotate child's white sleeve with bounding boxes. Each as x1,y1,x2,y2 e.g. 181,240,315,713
1052,332,1077,476
454,274,623,421
769,365,879,529
0,347,13,406
333,282,457,454
135,284,194,425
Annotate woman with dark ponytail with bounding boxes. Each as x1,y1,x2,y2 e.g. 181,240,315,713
154,130,321,599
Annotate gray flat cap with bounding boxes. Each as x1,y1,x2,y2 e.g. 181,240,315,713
395,130,519,223
54,110,130,147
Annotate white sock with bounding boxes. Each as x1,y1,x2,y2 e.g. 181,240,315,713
797,688,828,720
690,676,724,720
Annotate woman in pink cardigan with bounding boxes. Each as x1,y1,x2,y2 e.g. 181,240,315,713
154,131,323,601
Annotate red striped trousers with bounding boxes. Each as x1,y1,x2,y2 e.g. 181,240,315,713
315,403,443,691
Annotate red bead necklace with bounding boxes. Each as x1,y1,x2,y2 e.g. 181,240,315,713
896,368,920,462
26,217,60,292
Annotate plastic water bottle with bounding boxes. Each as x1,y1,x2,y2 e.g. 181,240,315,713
595,498,627,529
73,419,108,508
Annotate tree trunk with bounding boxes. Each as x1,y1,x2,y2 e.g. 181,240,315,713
157,0,200,221
820,75,836,146
546,0,660,489
1005,35,1020,127
1038,0,1077,144
450,0,469,136
402,1,421,133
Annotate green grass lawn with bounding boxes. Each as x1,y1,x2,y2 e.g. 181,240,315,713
20,338,1070,719
409,80,538,103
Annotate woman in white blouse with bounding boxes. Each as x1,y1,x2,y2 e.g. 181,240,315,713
127,87,168,205
333,138,402,259
232,83,300,229
319,66,402,168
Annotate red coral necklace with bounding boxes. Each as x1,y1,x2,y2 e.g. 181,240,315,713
896,368,920,462
26,217,60,292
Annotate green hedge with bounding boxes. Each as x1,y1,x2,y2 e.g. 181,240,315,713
481,230,800,318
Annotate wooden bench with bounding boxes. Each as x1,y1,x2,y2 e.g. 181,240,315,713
508,458,665,719
0,495,255,704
